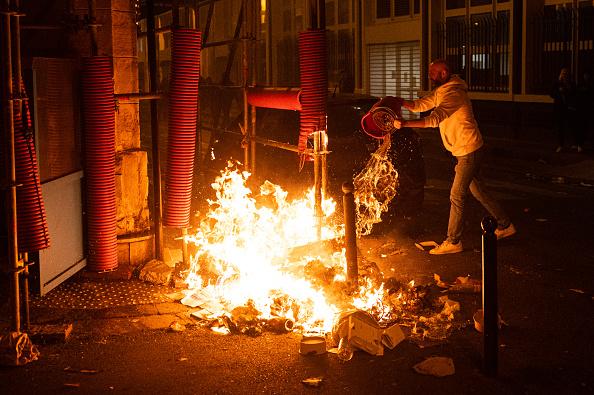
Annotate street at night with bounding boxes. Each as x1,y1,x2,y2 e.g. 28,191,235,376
1,1,594,394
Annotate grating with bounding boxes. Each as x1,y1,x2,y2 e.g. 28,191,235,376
31,279,171,309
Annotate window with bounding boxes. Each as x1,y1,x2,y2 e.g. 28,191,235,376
376,0,390,18
338,0,350,24
395,0,410,16
376,0,419,18
446,0,465,10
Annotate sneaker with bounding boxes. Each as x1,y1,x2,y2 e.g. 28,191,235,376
429,240,463,255
495,223,516,240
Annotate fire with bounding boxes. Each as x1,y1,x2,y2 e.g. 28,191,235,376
182,164,348,333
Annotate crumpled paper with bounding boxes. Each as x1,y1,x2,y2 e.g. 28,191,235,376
0,332,40,366
413,356,455,377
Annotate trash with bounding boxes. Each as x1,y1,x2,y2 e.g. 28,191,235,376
64,367,99,374
332,311,384,357
415,241,438,251
337,338,354,361
433,273,448,288
535,218,548,222
302,377,323,387
299,335,327,356
413,357,455,377
0,331,39,366
138,259,173,286
177,357,189,362
190,309,215,321
381,324,405,350
569,289,585,294
266,317,295,333
29,323,73,344
168,321,186,332
473,309,503,333
447,276,481,293
63,383,81,388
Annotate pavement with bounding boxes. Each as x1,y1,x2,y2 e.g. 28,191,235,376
1,126,593,394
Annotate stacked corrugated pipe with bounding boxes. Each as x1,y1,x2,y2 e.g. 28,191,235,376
297,29,328,153
164,29,202,228
81,56,118,272
13,82,50,252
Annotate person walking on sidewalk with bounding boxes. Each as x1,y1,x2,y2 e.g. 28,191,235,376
550,67,579,153
392,59,516,255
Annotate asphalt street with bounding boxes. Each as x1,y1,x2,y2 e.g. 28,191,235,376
1,128,593,394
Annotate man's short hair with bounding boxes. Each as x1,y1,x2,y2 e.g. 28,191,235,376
430,59,450,72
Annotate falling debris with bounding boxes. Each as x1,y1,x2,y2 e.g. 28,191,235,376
302,377,324,387
0,331,39,366
353,136,398,236
413,357,455,377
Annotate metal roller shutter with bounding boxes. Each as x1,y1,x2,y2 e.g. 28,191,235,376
368,41,421,117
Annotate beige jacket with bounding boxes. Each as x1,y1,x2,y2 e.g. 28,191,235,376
410,75,483,157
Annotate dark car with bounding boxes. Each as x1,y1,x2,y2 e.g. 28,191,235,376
203,93,425,219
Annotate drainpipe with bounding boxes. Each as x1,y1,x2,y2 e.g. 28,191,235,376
146,0,164,260
2,0,21,333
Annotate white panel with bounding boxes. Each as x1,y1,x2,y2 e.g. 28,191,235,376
39,171,86,295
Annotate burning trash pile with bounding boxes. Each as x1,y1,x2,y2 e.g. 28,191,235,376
178,164,465,358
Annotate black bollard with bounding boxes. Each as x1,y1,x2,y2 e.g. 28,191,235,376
342,182,358,285
481,216,498,377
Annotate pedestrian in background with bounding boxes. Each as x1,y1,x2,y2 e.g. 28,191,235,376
392,59,516,255
550,67,579,153
576,71,593,151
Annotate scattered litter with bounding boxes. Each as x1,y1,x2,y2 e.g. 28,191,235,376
580,182,593,187
302,377,323,387
434,275,481,293
177,357,189,362
415,241,438,251
332,311,384,357
448,276,481,293
413,357,455,377
0,331,39,366
381,324,405,350
473,309,504,333
64,367,99,374
299,335,327,356
138,259,174,286
535,218,548,222
433,274,448,288
509,266,523,275
337,337,354,361
165,291,185,301
168,321,186,332
569,289,585,294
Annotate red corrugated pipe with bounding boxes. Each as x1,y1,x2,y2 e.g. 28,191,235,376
81,56,118,272
246,88,302,111
164,29,202,228
13,81,50,252
298,29,327,154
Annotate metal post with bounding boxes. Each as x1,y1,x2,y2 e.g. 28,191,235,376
313,133,323,240
481,216,498,377
342,182,358,285
181,228,189,270
22,252,29,330
241,0,249,170
2,2,21,333
147,0,164,260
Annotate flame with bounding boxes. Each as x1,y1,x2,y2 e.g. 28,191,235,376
183,164,347,333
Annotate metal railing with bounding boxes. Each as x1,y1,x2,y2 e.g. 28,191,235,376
436,12,510,93
526,5,594,94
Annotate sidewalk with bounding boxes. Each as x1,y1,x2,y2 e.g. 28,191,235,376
416,128,594,186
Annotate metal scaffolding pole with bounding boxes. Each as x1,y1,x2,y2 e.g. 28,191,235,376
1,0,21,333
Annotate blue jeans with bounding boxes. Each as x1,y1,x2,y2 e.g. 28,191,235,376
447,148,510,243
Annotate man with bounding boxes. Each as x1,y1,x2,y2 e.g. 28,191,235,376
392,59,516,254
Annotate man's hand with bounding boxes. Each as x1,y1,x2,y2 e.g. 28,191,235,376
393,119,403,129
